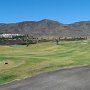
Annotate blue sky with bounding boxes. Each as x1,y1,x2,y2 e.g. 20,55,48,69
0,0,90,24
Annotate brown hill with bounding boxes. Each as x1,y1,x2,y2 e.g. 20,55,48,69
0,19,90,37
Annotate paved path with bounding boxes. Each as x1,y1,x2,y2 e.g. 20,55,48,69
0,65,90,90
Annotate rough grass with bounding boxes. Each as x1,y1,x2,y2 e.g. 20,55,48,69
0,40,90,84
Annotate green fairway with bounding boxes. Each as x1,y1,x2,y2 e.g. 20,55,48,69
0,41,90,84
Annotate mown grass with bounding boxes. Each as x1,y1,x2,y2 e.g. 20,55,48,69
0,40,90,84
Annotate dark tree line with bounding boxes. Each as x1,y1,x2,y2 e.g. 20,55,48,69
0,34,88,46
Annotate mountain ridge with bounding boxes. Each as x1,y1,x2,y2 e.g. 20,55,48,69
0,19,90,37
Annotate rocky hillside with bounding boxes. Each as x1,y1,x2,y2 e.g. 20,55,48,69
0,19,90,37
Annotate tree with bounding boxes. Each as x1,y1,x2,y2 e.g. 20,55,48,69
36,37,39,44
55,38,59,45
25,34,29,47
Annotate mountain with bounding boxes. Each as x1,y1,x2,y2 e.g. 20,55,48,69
0,19,90,37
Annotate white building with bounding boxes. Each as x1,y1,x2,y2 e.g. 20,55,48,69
0,34,23,38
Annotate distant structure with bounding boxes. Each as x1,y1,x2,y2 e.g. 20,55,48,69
0,34,37,45
0,34,23,38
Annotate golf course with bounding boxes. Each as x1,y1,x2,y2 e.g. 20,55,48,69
0,40,90,84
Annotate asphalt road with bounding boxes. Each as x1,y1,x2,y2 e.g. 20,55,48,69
0,65,90,90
